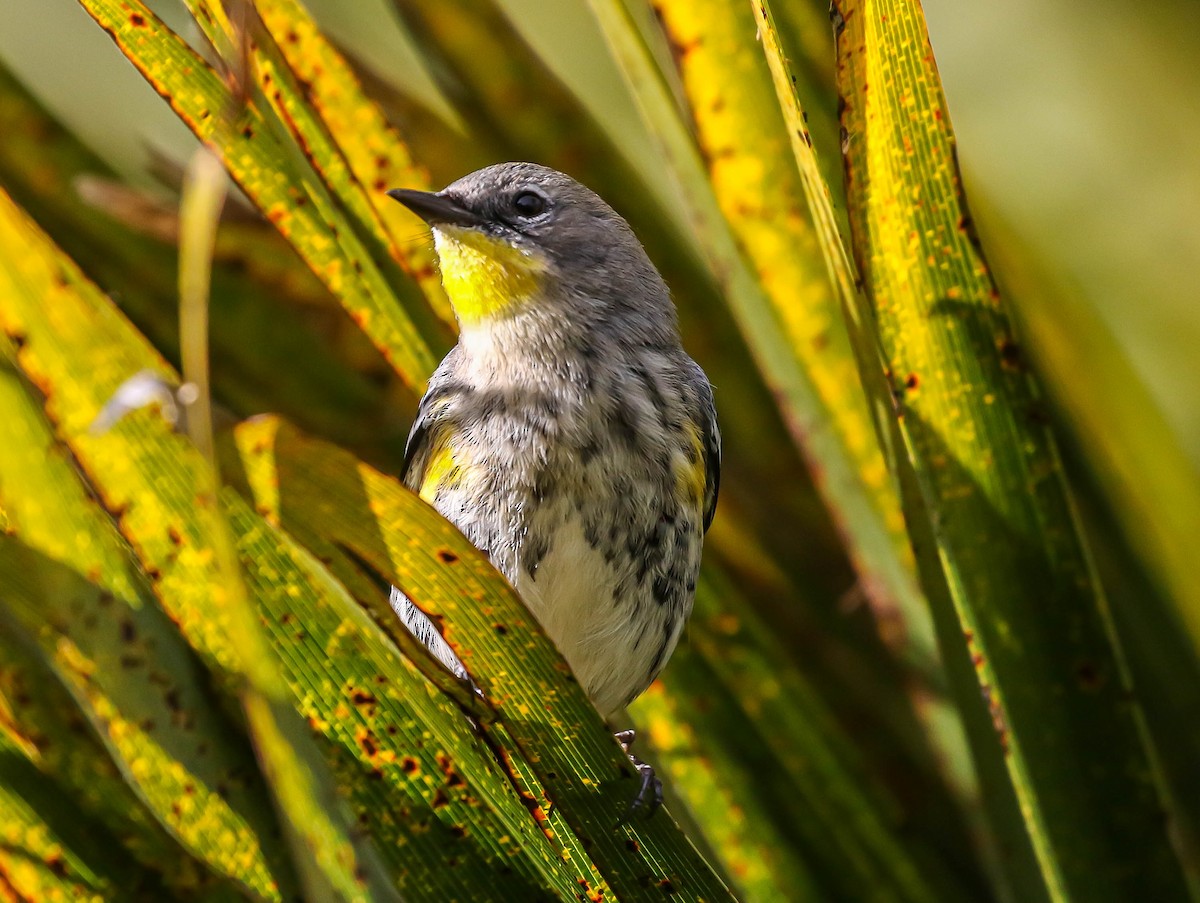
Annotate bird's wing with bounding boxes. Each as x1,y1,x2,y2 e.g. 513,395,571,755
401,397,436,490
701,399,721,533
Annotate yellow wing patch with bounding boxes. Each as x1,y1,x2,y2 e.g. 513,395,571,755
675,424,707,507
419,441,465,505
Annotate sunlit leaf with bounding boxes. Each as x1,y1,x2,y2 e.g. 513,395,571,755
0,185,397,901
77,0,450,390
233,416,736,902
831,0,1192,898
648,0,933,671
0,348,296,900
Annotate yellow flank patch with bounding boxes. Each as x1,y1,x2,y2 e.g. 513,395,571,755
434,226,546,326
676,424,707,506
419,441,463,505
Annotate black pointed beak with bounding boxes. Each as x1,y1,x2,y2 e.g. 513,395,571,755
386,188,482,228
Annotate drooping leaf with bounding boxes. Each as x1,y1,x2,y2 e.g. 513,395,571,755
0,347,297,900
648,0,934,672
77,0,451,390
0,60,412,464
0,185,398,901
231,416,736,902
831,1,1192,898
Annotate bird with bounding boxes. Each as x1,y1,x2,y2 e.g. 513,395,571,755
386,162,719,812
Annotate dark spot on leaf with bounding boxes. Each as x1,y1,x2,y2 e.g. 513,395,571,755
449,825,467,839
401,756,419,774
625,839,640,853
659,879,677,895
437,549,459,564
432,788,449,809
998,337,1022,370
904,373,920,390
129,13,146,27
493,623,508,636
350,689,377,707
356,728,378,758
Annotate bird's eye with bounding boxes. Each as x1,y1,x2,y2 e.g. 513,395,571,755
513,191,546,218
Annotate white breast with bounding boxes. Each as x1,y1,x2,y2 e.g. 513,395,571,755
512,508,675,718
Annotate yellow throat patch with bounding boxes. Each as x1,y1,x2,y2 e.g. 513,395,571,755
434,226,547,326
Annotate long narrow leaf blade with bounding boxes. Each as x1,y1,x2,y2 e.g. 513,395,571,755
0,350,297,900
585,0,926,672
233,417,736,902
832,1,1191,898
0,185,397,901
77,0,449,388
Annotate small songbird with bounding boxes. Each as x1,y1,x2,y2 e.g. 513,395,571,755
387,163,719,809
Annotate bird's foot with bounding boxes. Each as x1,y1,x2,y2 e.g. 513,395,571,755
613,729,663,824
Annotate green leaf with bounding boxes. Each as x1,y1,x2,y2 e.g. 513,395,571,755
638,571,987,903
831,1,1192,899
0,348,296,900
0,185,398,901
647,0,934,672
0,614,228,900
221,481,602,900
585,0,935,682
0,730,170,902
76,0,450,390
0,60,412,464
183,0,454,327
231,416,736,902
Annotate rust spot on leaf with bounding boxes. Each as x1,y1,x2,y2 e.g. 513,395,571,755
350,689,377,707
355,727,378,758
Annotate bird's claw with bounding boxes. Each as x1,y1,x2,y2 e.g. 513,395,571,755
613,729,663,825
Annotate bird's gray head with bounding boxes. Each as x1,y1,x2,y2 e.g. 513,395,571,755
387,162,675,337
